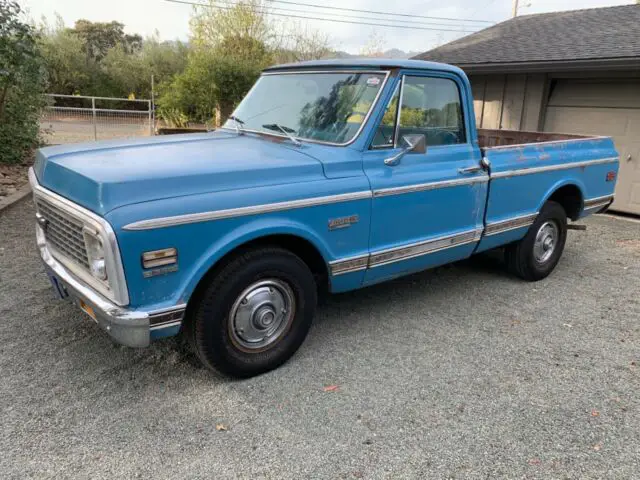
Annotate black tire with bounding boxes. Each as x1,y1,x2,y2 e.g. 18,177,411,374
505,201,568,281
185,247,317,378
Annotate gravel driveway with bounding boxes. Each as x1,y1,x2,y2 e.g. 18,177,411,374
1,199,639,479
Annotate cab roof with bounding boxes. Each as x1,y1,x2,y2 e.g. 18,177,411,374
263,58,465,76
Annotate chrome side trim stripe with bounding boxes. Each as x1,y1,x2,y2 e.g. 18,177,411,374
369,228,482,268
150,320,182,331
583,202,610,213
124,191,373,231
330,229,482,275
373,175,489,198
148,304,186,327
484,212,538,236
491,157,618,179
329,254,369,276
584,194,614,208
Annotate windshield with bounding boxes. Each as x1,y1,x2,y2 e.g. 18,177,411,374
223,71,387,145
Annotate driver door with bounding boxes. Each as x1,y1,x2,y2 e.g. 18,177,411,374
362,71,487,285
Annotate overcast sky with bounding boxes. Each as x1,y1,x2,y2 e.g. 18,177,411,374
21,0,634,54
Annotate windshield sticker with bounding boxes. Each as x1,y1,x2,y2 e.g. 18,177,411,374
366,76,381,87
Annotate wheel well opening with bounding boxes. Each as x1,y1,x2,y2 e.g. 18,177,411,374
548,185,583,221
185,235,330,320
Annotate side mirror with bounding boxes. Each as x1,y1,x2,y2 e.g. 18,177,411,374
384,134,427,166
402,134,427,154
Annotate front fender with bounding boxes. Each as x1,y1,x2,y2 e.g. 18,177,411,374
110,192,372,308
178,216,335,304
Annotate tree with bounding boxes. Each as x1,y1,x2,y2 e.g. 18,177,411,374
359,31,386,58
72,19,142,62
38,15,91,95
158,0,331,126
39,18,188,99
0,0,46,164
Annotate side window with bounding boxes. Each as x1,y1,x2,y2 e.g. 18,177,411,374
398,76,465,146
370,81,400,148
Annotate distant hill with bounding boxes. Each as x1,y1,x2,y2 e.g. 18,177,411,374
331,48,420,59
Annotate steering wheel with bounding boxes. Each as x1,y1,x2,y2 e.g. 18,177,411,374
433,130,459,145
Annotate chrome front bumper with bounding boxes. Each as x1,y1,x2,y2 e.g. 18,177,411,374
39,239,185,348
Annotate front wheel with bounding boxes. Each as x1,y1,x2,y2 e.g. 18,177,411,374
505,201,568,281
185,247,317,378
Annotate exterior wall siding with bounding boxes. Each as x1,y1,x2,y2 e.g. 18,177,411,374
469,74,547,131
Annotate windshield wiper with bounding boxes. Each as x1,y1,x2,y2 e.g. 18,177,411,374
228,115,245,135
262,123,302,147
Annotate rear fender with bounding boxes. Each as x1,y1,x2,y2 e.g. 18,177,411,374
537,178,587,214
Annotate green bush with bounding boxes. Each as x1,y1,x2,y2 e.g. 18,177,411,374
0,1,46,164
157,51,262,125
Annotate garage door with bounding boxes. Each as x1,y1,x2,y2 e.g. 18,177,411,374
543,79,640,215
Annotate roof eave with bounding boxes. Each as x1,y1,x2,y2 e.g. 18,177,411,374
453,57,640,74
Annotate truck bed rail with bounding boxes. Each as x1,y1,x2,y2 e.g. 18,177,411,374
478,129,593,149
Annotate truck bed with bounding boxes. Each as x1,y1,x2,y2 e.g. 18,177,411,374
473,128,618,254
477,128,593,149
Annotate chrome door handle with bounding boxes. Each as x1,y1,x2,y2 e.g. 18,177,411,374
458,165,483,174
627,154,633,162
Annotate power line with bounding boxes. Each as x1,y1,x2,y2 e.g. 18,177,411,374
241,0,495,24
193,0,484,28
165,0,485,32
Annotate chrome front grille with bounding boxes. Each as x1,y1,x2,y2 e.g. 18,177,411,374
36,198,90,270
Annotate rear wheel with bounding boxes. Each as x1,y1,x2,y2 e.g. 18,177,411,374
505,201,567,281
185,247,317,378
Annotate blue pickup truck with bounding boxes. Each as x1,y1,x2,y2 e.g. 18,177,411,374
30,59,619,377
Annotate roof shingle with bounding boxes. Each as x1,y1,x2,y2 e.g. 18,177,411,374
413,4,640,66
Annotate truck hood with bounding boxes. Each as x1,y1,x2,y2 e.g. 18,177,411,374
34,131,325,215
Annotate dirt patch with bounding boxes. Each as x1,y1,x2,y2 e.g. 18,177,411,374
0,158,32,200
616,239,640,254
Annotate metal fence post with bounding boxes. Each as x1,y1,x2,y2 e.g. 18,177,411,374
91,97,97,141
148,99,153,136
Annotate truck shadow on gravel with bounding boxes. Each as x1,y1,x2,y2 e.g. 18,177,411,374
53,251,514,382
156,252,513,372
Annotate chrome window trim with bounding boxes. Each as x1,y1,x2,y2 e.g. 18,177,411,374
220,70,391,147
123,190,373,231
373,175,489,198
395,74,468,147
491,157,619,179
369,79,401,150
484,212,538,236
29,168,130,306
393,75,406,149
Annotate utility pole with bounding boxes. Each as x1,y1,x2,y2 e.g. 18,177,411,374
512,0,519,17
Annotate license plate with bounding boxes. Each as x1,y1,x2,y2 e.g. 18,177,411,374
46,271,68,299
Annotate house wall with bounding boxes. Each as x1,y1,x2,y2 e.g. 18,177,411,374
468,70,640,215
468,74,548,131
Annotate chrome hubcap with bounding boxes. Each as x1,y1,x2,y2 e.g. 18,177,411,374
533,221,559,264
229,279,295,351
